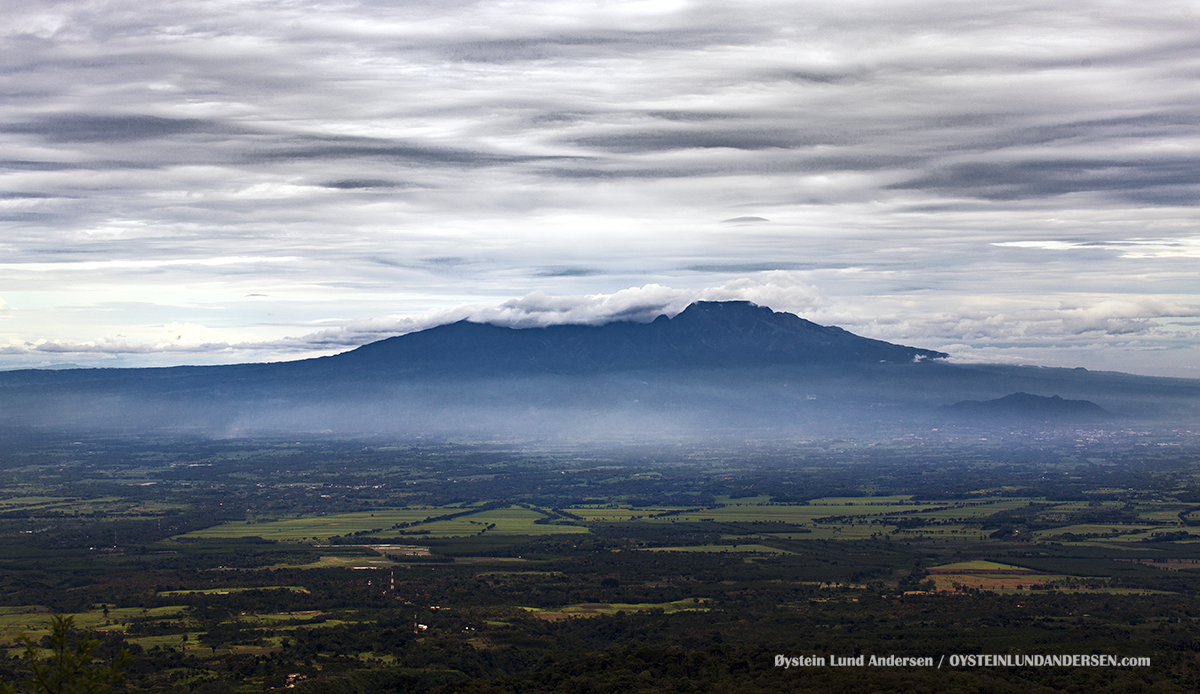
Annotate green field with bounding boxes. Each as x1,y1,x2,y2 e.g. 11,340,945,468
418,506,588,537
184,505,589,540
183,507,454,540
1,605,187,648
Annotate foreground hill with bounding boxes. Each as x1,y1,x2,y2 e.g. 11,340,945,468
0,302,1196,437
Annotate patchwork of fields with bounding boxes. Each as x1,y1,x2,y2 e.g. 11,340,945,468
179,495,1191,550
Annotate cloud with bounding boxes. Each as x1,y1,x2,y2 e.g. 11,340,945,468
273,274,826,351
0,257,300,273
1052,300,1198,336
11,276,825,359
2,1,1200,376
3,115,221,143
993,237,1200,259
319,179,409,190
864,298,1199,340
893,155,1200,204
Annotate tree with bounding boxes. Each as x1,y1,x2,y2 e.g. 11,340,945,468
1,615,131,694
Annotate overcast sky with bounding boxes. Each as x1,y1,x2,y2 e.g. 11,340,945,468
2,0,1198,377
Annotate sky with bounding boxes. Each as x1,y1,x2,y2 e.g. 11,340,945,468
2,0,1198,377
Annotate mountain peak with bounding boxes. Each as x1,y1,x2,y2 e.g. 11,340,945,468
676,299,763,316
669,300,788,329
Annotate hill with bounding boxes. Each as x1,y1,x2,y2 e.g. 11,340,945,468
944,392,1110,421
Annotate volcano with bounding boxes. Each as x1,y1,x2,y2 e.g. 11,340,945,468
0,301,1196,436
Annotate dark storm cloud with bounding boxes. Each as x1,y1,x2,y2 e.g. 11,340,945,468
0,192,60,199
892,157,1200,204
319,179,410,189
241,140,545,166
0,160,156,171
3,114,221,143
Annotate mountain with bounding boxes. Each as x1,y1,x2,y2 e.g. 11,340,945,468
0,301,1197,437
944,392,1109,421
309,300,947,375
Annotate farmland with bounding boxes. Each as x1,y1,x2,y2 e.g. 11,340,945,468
3,431,1200,692
180,492,1187,550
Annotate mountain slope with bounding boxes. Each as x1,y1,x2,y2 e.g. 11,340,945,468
316,301,947,375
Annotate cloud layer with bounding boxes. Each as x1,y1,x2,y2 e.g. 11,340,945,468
2,1,1199,376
